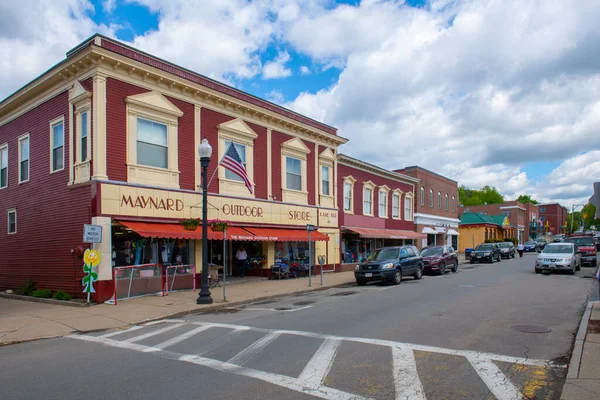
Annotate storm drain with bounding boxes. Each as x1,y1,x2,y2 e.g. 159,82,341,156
329,291,358,297
274,307,292,311
512,325,551,333
293,301,316,306
581,275,596,279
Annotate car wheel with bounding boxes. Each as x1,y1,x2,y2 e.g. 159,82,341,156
497,254,501,262
356,279,366,286
568,266,576,275
392,270,402,285
451,262,458,273
490,256,494,264
413,265,423,280
439,262,446,275
470,260,475,264
535,267,541,274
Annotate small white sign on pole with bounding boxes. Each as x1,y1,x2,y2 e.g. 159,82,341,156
83,224,103,243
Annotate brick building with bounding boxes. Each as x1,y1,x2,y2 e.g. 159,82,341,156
458,201,540,243
394,166,459,249
337,155,423,268
538,203,568,235
0,35,347,301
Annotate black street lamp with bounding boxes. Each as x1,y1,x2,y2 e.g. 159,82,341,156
197,138,213,305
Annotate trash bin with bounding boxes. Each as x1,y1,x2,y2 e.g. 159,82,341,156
465,248,473,260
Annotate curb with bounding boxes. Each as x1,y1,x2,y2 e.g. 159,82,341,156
566,301,595,379
0,293,91,308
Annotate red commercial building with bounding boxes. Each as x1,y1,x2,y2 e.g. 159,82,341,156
539,203,568,235
337,155,424,269
0,35,347,302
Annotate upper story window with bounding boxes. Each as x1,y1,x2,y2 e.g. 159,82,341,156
379,189,388,218
452,195,456,212
343,176,356,213
405,194,413,221
392,192,400,219
445,194,449,211
137,118,168,169
420,187,424,206
224,141,247,182
437,191,441,209
80,112,88,162
0,144,7,189
18,134,29,183
7,209,16,234
539,207,546,213
364,187,373,215
321,165,330,196
50,119,64,172
286,156,302,191
429,189,434,207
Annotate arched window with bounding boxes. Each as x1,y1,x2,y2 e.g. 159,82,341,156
445,194,449,211
437,191,441,209
429,189,434,207
420,187,425,206
452,195,456,212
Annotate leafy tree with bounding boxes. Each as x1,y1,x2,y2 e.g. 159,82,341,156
459,185,504,206
566,212,581,233
517,194,539,205
581,203,600,230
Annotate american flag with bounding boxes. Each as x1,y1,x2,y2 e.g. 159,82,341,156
220,142,253,194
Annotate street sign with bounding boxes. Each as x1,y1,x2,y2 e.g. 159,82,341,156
83,224,103,243
306,224,316,232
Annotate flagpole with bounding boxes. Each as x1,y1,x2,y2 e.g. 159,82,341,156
206,143,229,189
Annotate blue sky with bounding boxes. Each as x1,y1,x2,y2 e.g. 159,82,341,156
2,0,599,205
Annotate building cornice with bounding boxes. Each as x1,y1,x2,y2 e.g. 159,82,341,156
337,154,419,186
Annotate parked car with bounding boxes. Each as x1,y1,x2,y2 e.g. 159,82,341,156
497,242,516,259
535,242,581,274
553,234,565,243
535,238,548,251
421,245,459,275
354,246,423,286
563,236,597,267
470,243,502,263
524,241,538,252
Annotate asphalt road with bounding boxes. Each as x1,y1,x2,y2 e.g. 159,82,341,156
1,253,598,400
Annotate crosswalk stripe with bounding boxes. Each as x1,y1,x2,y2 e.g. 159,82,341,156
392,346,426,400
122,322,185,343
298,338,341,388
227,332,281,366
145,325,213,351
99,325,143,338
467,355,523,400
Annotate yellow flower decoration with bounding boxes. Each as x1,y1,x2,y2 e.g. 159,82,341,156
84,249,101,267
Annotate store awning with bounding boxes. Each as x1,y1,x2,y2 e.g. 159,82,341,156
244,227,330,242
447,229,460,236
119,221,222,240
344,227,425,240
225,227,258,241
422,227,438,235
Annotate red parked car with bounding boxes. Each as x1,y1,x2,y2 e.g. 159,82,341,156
421,245,459,275
563,235,597,267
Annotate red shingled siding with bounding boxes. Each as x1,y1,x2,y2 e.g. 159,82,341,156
166,96,195,191
246,122,268,200
271,130,291,201
100,39,337,136
0,91,92,295
200,108,233,193
106,78,147,181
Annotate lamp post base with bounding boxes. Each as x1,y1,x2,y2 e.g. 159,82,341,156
196,294,214,304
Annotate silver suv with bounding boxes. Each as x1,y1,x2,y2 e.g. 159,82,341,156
535,243,581,274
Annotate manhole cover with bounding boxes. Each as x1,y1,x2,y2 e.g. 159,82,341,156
329,291,358,297
254,300,276,305
512,325,551,333
293,301,315,306
274,307,292,311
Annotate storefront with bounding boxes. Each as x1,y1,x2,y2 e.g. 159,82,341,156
92,182,339,301
340,227,424,264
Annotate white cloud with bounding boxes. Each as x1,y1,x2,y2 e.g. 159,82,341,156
265,89,285,104
262,50,292,79
103,0,117,13
299,65,310,75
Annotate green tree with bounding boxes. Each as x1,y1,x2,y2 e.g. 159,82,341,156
517,194,539,205
566,212,581,233
459,185,504,206
581,203,598,230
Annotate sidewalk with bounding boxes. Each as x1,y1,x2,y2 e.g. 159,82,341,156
561,300,600,399
0,271,355,345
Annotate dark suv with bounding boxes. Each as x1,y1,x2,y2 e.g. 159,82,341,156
470,243,502,263
354,246,423,286
421,245,459,274
497,242,516,259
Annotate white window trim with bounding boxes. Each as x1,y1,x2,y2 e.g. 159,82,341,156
218,119,257,198
362,180,376,216
404,193,414,221
0,143,7,190
49,116,65,174
392,189,403,220
125,92,183,189
18,133,30,184
70,81,92,185
320,164,333,197
281,137,310,204
445,194,449,211
7,208,16,235
378,185,390,218
343,175,356,214
420,186,424,206
318,148,336,208
452,195,456,212
438,191,442,209
429,189,434,208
